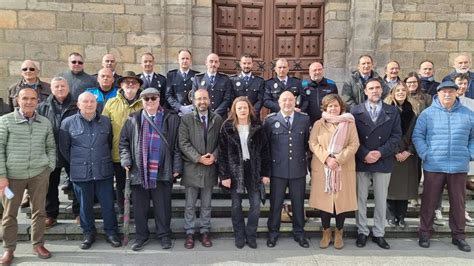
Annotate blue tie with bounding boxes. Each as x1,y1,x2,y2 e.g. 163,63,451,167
209,76,215,86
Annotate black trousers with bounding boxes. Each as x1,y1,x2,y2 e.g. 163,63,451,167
131,181,173,240
386,199,408,222
46,164,79,218
267,176,306,239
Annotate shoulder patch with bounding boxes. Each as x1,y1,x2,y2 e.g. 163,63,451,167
326,79,336,85
265,112,277,119
299,112,308,116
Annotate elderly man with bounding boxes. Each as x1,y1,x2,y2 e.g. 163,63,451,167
179,89,223,249
57,52,98,101
229,55,265,116
166,49,200,116
443,54,474,99
86,68,118,113
342,55,389,110
264,58,307,113
103,71,143,222
120,88,182,251
0,88,56,264
8,60,51,112
418,60,440,96
59,92,121,250
383,60,401,90
304,62,338,125
192,53,233,118
413,81,474,253
37,77,79,228
264,91,311,249
351,79,401,250
137,53,167,107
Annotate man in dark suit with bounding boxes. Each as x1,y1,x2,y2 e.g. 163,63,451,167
263,58,307,113
351,78,401,250
93,54,121,89
192,53,233,118
229,55,265,116
264,91,310,249
166,49,199,116
137,52,167,107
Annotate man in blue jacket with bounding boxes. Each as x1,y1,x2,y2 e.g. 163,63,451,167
413,81,474,253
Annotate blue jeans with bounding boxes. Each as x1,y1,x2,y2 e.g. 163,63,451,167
73,178,118,236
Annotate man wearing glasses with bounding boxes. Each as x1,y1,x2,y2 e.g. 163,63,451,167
8,60,51,112
56,52,97,100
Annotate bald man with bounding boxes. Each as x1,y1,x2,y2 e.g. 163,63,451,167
94,54,122,88
443,54,474,99
86,68,118,113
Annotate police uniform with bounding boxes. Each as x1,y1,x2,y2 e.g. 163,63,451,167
304,77,338,125
230,73,265,116
137,72,167,107
263,77,307,113
165,69,199,113
192,72,233,118
263,111,310,241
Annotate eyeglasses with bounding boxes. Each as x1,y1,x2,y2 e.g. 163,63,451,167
143,96,158,102
123,80,139,85
70,60,84,65
21,67,35,72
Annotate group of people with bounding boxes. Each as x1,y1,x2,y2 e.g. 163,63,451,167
0,50,473,264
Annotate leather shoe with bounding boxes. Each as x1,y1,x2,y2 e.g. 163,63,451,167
106,234,122,248
161,237,172,249
201,233,212,247
0,250,14,265
131,239,149,251
356,234,368,248
80,234,95,250
452,238,471,252
372,236,390,249
418,236,430,248
235,238,245,249
184,234,194,249
266,237,277,248
33,245,51,259
294,237,310,248
247,239,257,249
45,217,57,229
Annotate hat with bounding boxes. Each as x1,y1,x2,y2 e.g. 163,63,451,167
141,87,160,97
437,80,459,91
116,71,143,86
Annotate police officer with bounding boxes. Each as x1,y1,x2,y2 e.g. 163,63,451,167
229,55,265,116
263,58,307,113
264,91,310,249
166,49,199,116
304,62,338,125
137,52,168,108
192,53,233,118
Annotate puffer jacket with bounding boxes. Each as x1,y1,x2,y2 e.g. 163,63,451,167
102,90,143,162
413,95,474,173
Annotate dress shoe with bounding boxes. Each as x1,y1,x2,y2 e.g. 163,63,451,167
466,180,474,191
33,245,51,259
356,234,368,248
247,239,257,249
80,234,95,250
45,217,57,229
201,233,212,247
131,238,149,251
452,238,471,252
398,218,407,229
106,234,122,248
294,237,310,248
235,238,245,249
184,234,195,249
372,236,390,249
418,235,430,248
161,237,172,249
266,237,277,248
0,250,14,265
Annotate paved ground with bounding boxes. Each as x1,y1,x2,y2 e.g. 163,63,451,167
7,237,473,265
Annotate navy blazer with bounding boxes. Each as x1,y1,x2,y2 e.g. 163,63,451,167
192,72,233,117
264,111,310,179
263,76,307,113
351,102,402,173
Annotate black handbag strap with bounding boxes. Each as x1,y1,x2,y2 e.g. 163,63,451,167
143,113,170,149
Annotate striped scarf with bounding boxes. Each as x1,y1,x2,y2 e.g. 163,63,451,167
139,111,163,189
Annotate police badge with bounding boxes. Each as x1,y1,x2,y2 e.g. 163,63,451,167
275,121,280,128
273,83,278,89
201,80,206,86
236,81,241,87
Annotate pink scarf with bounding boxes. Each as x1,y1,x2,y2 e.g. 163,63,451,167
321,112,355,193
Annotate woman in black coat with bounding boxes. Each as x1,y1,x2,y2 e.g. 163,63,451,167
218,96,271,249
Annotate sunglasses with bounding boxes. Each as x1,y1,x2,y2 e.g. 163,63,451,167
143,96,158,102
70,60,84,65
21,67,35,72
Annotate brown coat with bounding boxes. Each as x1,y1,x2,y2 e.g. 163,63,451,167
308,118,359,214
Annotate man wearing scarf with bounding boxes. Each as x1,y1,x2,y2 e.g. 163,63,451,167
119,88,182,251
418,60,440,97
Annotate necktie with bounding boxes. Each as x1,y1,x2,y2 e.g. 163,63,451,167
244,76,250,83
149,115,155,133
182,72,187,80
201,115,208,145
370,105,377,122
147,75,152,86
285,116,291,129
282,80,287,87
209,75,215,87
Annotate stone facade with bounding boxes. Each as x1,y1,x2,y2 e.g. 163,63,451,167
0,0,472,101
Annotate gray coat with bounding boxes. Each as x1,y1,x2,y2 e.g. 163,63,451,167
341,70,389,111
179,110,223,188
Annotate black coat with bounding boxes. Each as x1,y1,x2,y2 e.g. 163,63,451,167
229,73,265,116
192,72,233,117
218,120,271,194
263,77,307,113
304,77,338,125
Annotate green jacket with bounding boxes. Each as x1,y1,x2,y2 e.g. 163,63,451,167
0,109,56,179
102,90,143,162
